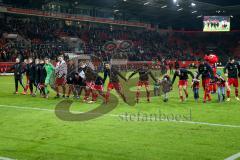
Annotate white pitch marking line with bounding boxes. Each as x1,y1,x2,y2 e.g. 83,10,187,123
225,153,240,160
0,104,240,128
0,157,16,160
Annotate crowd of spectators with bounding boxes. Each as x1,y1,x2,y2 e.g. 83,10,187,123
0,16,240,63
0,18,69,62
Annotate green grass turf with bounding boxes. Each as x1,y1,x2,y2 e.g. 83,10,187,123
0,73,240,160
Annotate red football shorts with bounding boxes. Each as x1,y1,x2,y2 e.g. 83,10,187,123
94,85,104,92
107,82,121,90
86,81,95,90
202,78,211,90
55,77,66,86
137,81,149,87
228,78,239,87
178,80,188,87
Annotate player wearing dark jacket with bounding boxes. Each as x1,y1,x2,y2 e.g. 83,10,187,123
34,59,41,95
223,58,240,101
128,65,157,103
78,62,98,103
197,61,214,103
10,58,25,94
172,68,194,102
24,60,30,94
26,58,36,95
103,63,127,103
38,60,47,97
103,66,126,84
66,61,75,98
93,75,105,101
72,72,86,99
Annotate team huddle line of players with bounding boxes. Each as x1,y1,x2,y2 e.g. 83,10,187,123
171,57,240,103
10,55,240,103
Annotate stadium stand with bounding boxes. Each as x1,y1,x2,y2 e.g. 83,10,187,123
0,11,240,64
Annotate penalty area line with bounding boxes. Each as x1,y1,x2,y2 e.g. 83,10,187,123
0,104,240,128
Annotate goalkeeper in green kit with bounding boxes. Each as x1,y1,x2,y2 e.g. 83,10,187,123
44,58,55,98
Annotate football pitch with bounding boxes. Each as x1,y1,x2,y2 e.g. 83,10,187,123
0,73,240,160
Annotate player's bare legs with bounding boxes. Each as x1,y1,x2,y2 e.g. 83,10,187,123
62,84,66,98
67,84,73,98
105,88,111,103
84,86,91,102
235,87,239,101
203,83,211,103
136,85,141,103
116,88,127,103
226,82,231,101
179,85,184,102
145,85,150,102
183,85,188,100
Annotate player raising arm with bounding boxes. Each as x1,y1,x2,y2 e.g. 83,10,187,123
223,57,240,101
128,64,157,103
172,68,194,102
103,63,127,103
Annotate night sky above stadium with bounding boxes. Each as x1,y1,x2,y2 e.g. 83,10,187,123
197,0,240,6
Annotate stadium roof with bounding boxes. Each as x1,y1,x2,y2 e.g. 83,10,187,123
67,0,240,29
2,0,240,29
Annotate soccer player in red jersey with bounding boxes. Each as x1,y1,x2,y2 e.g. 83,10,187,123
224,57,240,101
128,64,157,103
